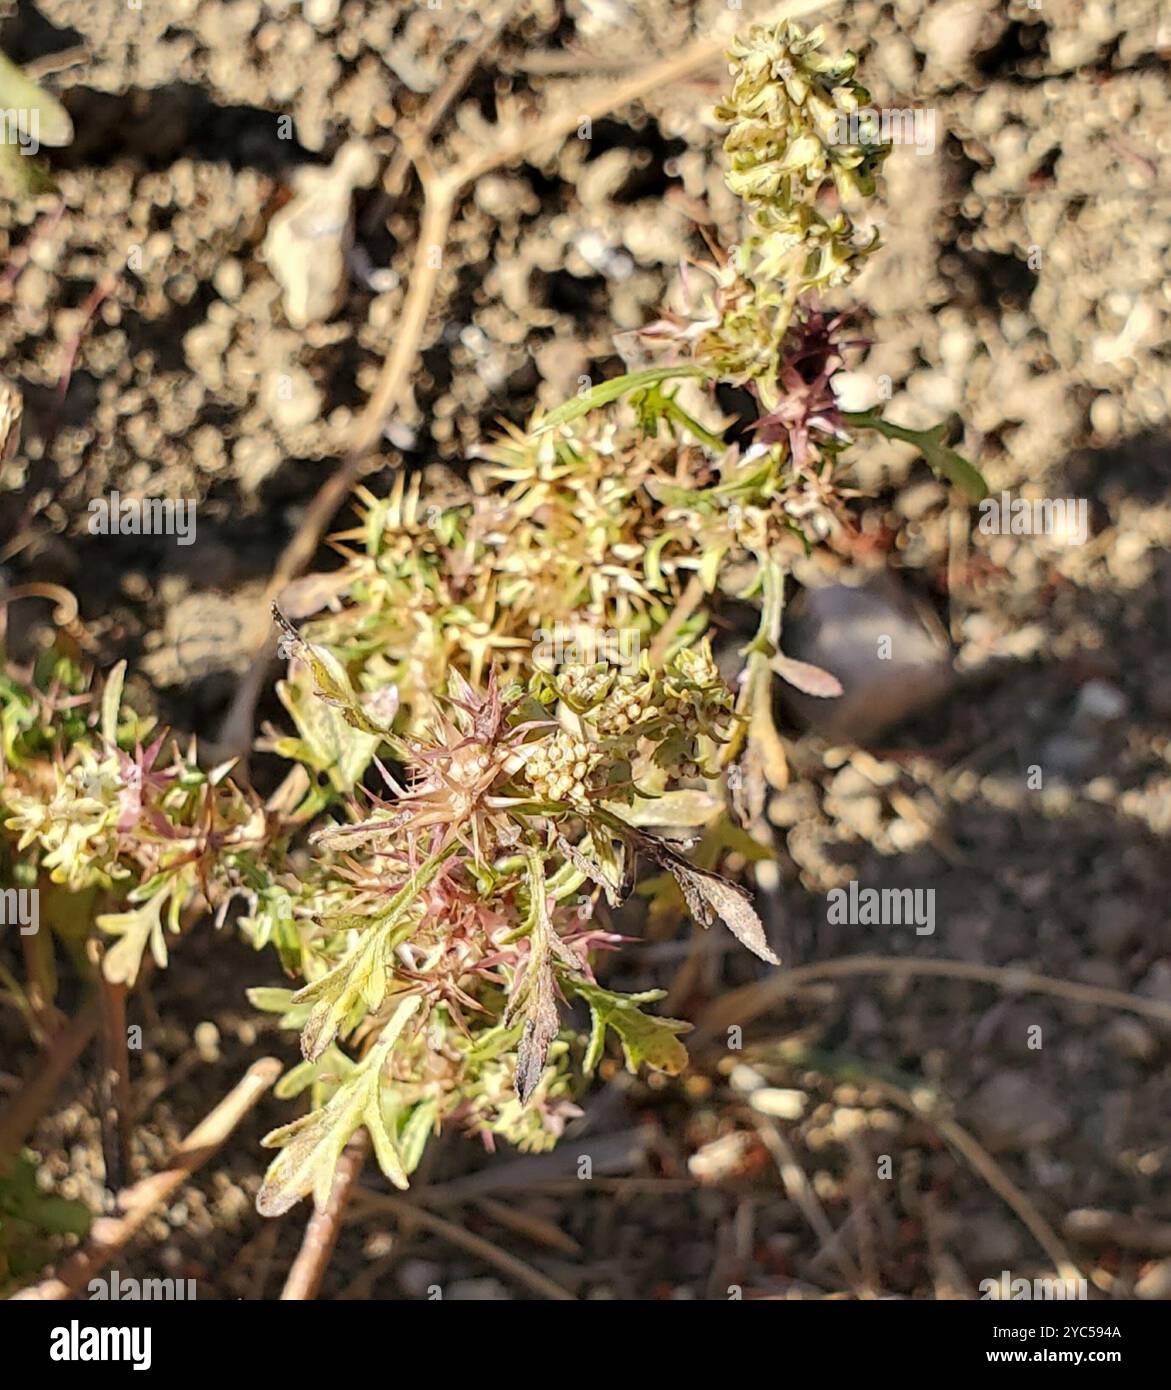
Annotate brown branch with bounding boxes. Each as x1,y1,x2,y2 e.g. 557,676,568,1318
380,2,523,204
0,906,204,1164
351,1188,577,1301
279,1130,370,1301
450,0,832,189
0,996,100,1165
19,927,65,1042
90,939,132,1194
11,1057,281,1300
696,953,1171,1041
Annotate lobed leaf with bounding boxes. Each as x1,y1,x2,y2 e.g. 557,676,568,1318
571,980,691,1077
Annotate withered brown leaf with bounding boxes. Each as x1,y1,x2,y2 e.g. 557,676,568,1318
622,823,780,965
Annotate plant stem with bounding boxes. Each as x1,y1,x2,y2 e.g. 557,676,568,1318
280,1130,370,1300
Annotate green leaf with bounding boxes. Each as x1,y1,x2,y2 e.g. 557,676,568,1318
646,476,720,515
257,997,421,1216
844,410,988,501
272,1046,355,1101
275,667,381,791
0,52,74,148
570,980,690,1076
395,1098,440,1175
616,788,722,830
100,661,126,747
291,844,457,1060
0,1152,91,1237
247,987,299,1014
294,924,396,1062
699,543,727,594
0,52,73,198
643,532,672,591
98,883,175,987
535,366,709,433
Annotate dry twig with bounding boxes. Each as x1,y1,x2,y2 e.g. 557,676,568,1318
0,995,100,1164
90,939,132,1194
754,1115,863,1293
350,1188,578,1301
697,952,1171,1040
280,1131,370,1300
874,1078,1083,1288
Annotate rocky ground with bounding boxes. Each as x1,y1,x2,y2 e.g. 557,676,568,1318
1,0,1169,1300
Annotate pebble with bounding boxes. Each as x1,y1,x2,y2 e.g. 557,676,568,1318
1089,393,1122,439
213,258,244,301
1103,1017,1158,1063
1073,679,1128,726
1137,961,1171,1006
1038,732,1098,778
964,1212,1026,1267
1089,899,1144,954
966,1073,1072,1152
749,1088,807,1120
261,363,322,432
396,1259,444,1299
781,573,953,743
303,0,340,25
262,140,378,328
1136,1259,1171,1300
447,1278,512,1301
193,1021,220,1063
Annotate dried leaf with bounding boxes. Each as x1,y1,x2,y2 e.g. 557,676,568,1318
514,956,559,1105
271,604,394,739
770,651,843,698
556,832,626,907
626,824,779,965
508,855,564,1103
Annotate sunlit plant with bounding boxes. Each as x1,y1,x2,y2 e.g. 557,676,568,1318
245,21,985,1215
0,22,985,1220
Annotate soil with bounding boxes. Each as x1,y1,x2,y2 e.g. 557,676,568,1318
1,0,1169,1300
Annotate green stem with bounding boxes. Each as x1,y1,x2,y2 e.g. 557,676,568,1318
535,366,710,434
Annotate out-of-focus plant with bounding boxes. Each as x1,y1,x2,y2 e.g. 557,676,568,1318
0,50,73,197
0,1150,90,1293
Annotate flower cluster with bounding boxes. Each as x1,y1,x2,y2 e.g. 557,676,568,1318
715,21,889,283
669,22,888,408
522,730,602,805
249,618,772,1214
1,658,268,987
